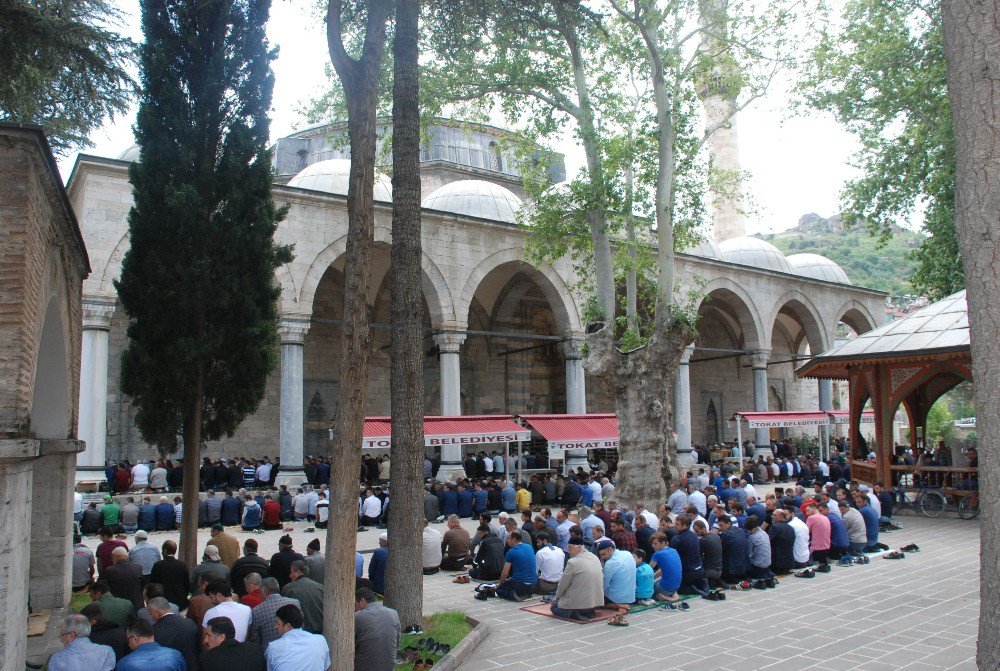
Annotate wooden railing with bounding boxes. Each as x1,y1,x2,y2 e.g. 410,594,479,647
851,460,877,484
889,464,978,492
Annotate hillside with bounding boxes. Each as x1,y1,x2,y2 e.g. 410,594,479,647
757,213,923,296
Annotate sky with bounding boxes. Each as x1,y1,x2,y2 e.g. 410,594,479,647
64,0,864,236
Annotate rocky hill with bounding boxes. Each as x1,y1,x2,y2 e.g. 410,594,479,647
757,213,923,296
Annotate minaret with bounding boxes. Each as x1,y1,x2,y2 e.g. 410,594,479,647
696,0,746,243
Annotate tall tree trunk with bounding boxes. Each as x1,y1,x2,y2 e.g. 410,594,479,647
179,368,203,571
625,165,637,331
323,2,392,668
385,0,424,630
940,3,1000,667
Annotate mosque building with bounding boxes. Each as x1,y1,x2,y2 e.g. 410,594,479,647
68,118,885,482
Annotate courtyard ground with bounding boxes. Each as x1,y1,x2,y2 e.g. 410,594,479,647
79,511,979,670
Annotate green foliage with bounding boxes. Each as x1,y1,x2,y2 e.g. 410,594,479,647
761,220,922,295
925,400,955,445
117,0,292,452
797,0,963,300
0,0,135,151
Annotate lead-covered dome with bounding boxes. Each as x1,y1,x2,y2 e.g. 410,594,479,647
786,253,851,284
288,159,393,201
681,237,724,261
718,236,793,274
118,144,140,162
422,179,522,223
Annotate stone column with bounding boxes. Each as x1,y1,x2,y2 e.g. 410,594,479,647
752,351,771,451
435,332,466,482
818,378,833,460
276,319,309,487
77,300,115,478
0,442,34,671
30,440,82,610
674,345,695,467
562,339,589,473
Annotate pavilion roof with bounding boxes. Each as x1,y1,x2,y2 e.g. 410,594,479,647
797,290,969,379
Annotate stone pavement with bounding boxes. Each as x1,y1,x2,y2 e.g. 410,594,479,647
78,509,980,670
419,515,980,671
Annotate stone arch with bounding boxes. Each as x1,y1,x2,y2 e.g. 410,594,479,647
275,264,298,315
696,277,766,351
830,298,879,338
457,247,580,333
30,296,70,439
766,289,830,354
99,232,130,295
297,226,456,327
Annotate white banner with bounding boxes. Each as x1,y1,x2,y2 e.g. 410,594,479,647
829,414,875,425
744,417,830,429
362,431,530,450
547,438,619,451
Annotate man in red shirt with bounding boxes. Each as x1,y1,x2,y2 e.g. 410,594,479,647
114,464,133,494
262,495,282,530
805,503,832,565
240,572,265,608
96,527,129,578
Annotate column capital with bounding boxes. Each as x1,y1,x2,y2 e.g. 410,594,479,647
751,350,770,369
279,317,310,344
562,338,586,361
434,331,466,353
679,345,695,364
82,300,115,330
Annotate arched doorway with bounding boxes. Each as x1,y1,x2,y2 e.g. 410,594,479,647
31,297,70,439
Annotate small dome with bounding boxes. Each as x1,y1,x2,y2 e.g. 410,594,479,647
287,159,392,202
718,236,793,274
118,144,140,162
422,179,522,223
681,237,724,261
786,253,851,284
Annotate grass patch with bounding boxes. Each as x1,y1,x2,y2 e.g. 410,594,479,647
397,611,470,670
70,593,90,612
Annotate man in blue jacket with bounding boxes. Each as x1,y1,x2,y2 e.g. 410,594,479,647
155,496,175,531
137,498,156,533
115,620,184,671
457,484,475,518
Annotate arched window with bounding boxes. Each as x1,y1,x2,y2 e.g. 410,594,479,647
488,141,502,172
705,400,719,445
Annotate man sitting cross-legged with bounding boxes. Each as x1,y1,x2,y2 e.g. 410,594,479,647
649,532,682,602
494,531,537,601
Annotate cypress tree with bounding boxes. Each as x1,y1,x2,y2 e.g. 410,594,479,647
116,0,291,569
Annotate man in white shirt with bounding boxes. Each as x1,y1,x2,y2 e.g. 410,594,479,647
202,580,252,641
422,520,443,574
484,453,494,473
535,535,565,594
743,480,758,500
587,478,602,502
292,489,309,521
817,460,830,478
860,484,881,517
360,489,382,526
787,511,812,567
633,503,659,532
255,461,272,485
131,461,150,490
696,469,710,490
688,484,707,516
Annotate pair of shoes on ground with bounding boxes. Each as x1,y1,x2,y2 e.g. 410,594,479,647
401,625,424,636
660,601,691,611
796,569,816,578
702,590,727,601
816,563,831,573
854,555,870,565
607,613,629,626
883,550,906,560
452,575,470,584
837,555,854,567
901,543,920,552
875,542,890,551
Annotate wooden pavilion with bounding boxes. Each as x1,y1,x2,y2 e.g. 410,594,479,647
797,291,975,489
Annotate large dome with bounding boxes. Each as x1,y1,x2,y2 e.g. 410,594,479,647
422,179,522,223
287,159,393,202
718,236,793,274
680,237,724,261
786,253,852,284
118,144,140,162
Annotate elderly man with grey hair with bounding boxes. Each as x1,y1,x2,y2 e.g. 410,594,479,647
48,613,116,671
249,577,299,650
281,560,324,634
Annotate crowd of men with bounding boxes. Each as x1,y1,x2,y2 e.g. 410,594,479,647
62,525,399,671
413,467,901,625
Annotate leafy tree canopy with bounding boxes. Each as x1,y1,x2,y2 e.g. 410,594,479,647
797,0,963,300
0,0,134,151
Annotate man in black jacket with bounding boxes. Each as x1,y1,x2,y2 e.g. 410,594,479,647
201,617,265,671
80,603,128,660
149,596,200,671
469,526,505,581
231,538,270,597
149,540,190,610
106,547,144,610
268,535,304,589
767,509,797,574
